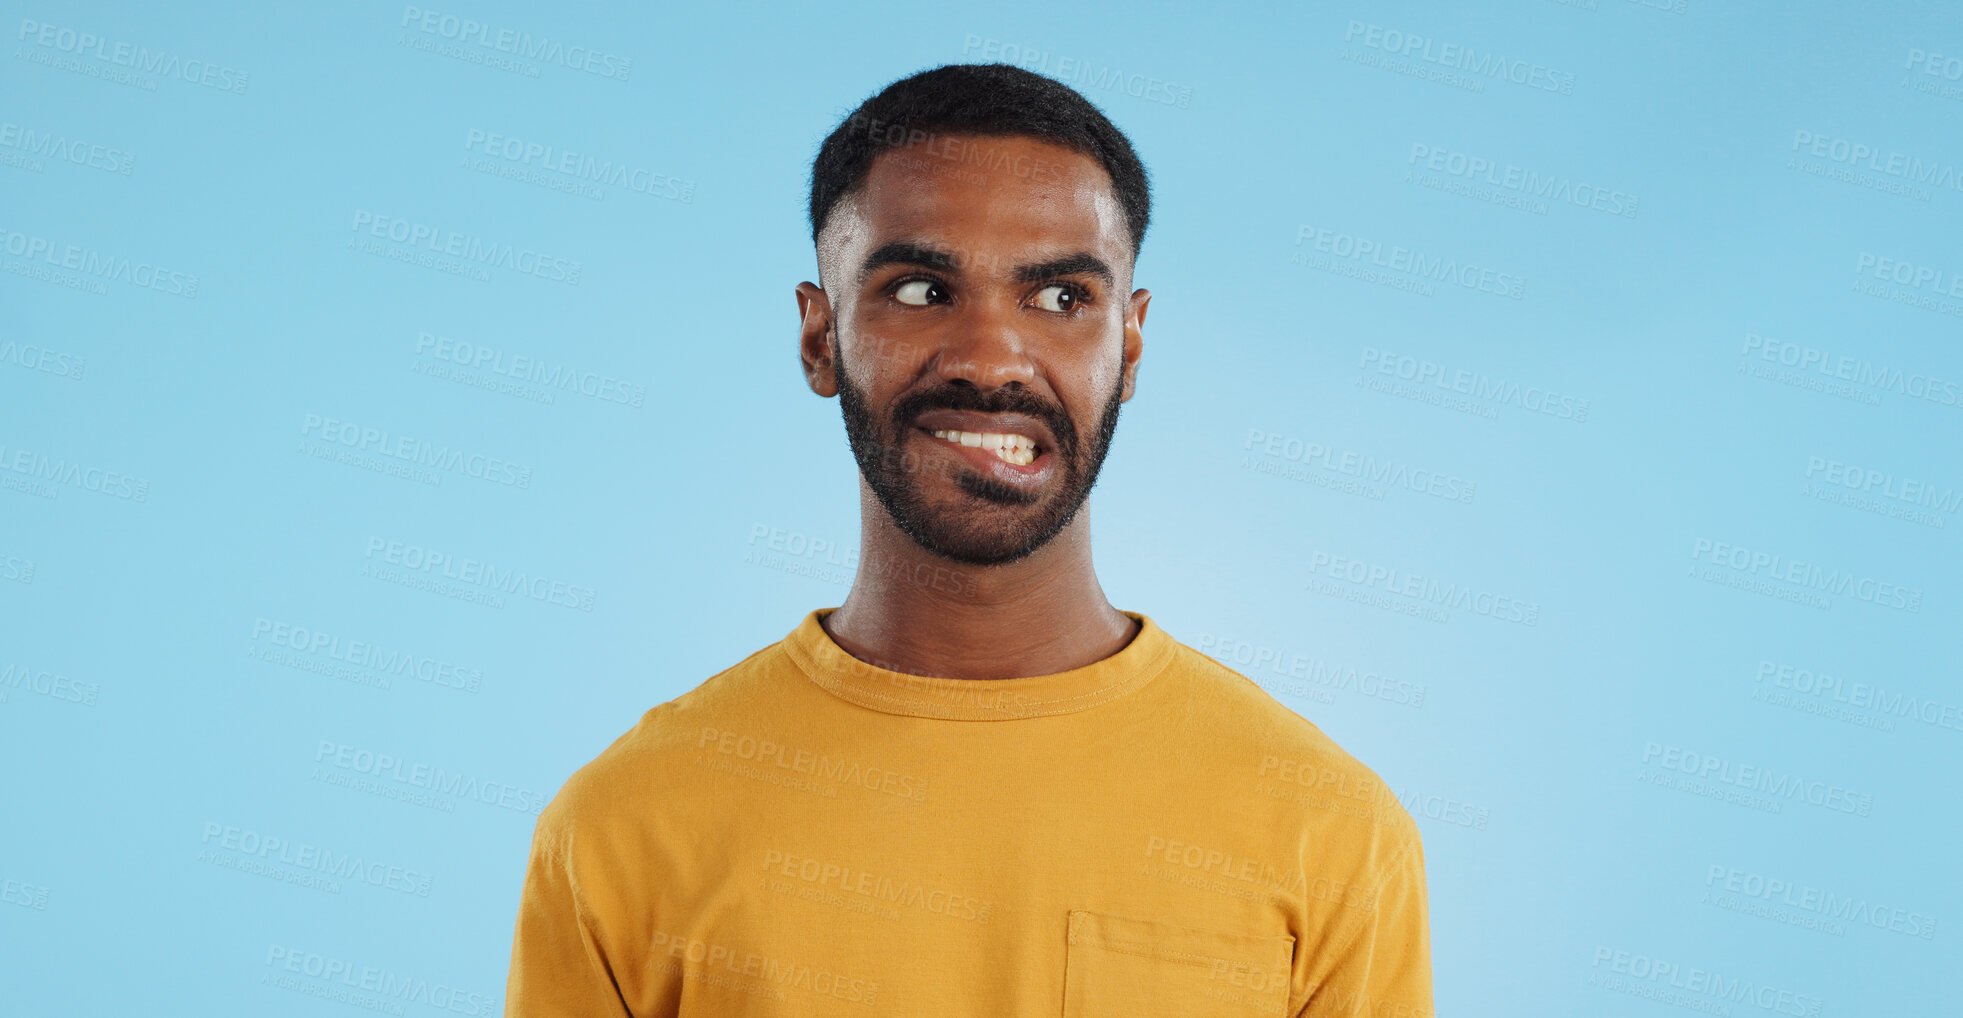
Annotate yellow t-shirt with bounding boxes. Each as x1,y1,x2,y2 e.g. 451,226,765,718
504,609,1432,1017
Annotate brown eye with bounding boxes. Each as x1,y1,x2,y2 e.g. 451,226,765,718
895,280,944,306
1033,284,1077,313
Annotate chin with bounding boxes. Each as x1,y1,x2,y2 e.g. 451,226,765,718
901,512,1060,568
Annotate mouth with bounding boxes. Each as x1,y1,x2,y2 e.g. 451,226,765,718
925,428,1039,467
913,426,1055,481
908,409,1059,488
910,409,1057,469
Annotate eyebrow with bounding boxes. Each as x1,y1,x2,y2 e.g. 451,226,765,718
854,242,1115,290
855,242,957,289
1013,253,1113,289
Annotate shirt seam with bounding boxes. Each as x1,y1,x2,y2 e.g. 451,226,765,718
783,622,1178,721
804,666,1161,719
1293,832,1419,1017
546,822,635,1015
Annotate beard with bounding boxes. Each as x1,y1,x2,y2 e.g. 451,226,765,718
833,334,1125,567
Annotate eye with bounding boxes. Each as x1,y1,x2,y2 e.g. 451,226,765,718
894,279,945,306
1033,284,1080,313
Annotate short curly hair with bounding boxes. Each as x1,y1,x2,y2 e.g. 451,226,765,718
808,63,1152,260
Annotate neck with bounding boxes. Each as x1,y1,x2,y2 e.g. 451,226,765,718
821,485,1139,680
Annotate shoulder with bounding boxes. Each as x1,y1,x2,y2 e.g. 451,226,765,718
534,638,791,846
1165,639,1423,859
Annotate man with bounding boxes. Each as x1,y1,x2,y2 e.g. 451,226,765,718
504,63,1432,1017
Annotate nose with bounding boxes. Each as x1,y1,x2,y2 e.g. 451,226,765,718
929,302,1037,393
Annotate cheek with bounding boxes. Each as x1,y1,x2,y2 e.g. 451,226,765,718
1072,333,1126,393
846,324,934,383
1053,350,1124,425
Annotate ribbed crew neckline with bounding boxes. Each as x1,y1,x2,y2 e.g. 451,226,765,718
781,608,1176,721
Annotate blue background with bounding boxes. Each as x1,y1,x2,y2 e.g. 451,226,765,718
4,0,1958,1014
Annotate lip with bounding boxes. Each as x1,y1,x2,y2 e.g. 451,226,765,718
911,409,1057,454
913,426,1057,489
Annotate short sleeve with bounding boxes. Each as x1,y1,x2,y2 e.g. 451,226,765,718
1296,832,1434,1018
504,810,636,1018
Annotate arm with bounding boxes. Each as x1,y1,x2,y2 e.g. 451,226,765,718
1296,834,1434,1018
504,811,636,1018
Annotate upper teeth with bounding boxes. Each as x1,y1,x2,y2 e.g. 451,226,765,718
931,429,1037,466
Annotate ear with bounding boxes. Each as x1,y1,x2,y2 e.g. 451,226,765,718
1119,287,1150,402
796,281,838,398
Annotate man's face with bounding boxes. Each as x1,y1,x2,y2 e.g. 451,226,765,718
800,133,1148,567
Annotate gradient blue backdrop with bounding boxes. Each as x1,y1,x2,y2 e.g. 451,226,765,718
4,1,1959,1015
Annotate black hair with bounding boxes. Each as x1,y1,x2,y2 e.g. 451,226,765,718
808,63,1151,260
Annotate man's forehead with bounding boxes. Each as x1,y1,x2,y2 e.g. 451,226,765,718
822,134,1131,280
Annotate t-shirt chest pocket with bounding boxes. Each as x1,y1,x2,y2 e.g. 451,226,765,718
1062,909,1296,1018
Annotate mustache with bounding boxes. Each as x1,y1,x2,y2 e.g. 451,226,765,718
890,383,1078,454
